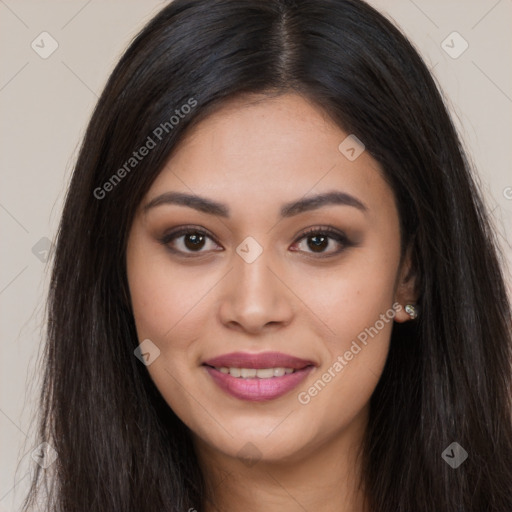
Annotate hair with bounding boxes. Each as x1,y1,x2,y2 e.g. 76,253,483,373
22,0,512,510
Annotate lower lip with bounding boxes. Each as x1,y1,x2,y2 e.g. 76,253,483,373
203,365,314,402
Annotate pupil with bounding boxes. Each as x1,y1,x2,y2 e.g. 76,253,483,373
309,235,327,252
185,233,205,250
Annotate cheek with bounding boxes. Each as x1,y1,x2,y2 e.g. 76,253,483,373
296,264,395,373
292,282,394,440
127,247,213,427
291,241,398,417
127,241,217,348
297,242,399,346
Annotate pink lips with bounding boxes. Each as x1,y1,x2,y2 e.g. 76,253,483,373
202,351,315,402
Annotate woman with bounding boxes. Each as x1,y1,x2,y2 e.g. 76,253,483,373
23,0,512,511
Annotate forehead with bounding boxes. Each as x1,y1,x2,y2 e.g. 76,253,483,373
144,92,395,224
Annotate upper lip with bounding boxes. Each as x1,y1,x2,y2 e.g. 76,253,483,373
202,351,316,369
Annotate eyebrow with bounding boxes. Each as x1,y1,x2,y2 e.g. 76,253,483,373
143,189,368,218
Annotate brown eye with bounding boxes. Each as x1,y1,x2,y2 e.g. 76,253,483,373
159,227,220,256
306,234,330,252
183,232,206,251
292,226,352,257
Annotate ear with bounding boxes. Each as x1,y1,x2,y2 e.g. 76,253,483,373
393,244,419,323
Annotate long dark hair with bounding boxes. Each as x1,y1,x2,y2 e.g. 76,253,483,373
23,0,512,510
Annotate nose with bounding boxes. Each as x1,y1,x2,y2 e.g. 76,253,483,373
217,248,295,334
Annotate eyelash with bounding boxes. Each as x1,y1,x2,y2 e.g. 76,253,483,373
158,224,353,259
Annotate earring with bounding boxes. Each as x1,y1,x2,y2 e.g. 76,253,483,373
404,304,418,320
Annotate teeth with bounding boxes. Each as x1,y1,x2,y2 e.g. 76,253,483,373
215,366,297,378
241,368,257,378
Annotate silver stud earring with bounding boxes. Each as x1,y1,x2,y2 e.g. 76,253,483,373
404,304,418,319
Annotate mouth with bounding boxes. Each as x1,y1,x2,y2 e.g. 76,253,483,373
201,352,316,401
204,365,300,378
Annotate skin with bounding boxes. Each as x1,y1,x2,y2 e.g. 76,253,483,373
126,92,417,512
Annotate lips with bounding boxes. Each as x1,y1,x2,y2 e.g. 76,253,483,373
202,351,316,402
202,351,315,370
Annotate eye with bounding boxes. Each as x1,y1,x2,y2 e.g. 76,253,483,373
159,225,352,258
159,226,221,256
291,226,351,257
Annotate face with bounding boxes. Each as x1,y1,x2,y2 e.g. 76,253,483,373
126,92,414,466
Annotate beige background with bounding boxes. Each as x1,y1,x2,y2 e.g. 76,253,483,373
1,1,511,510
